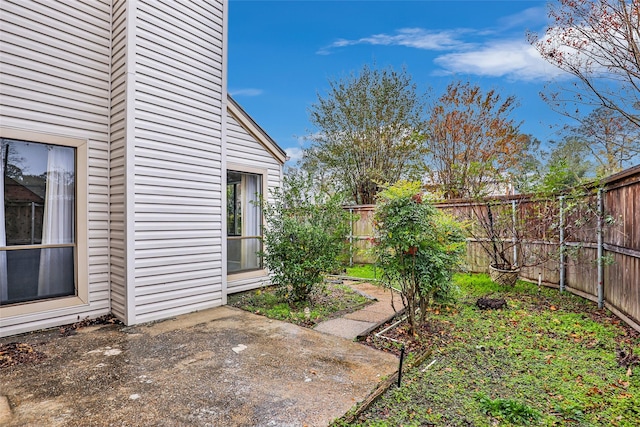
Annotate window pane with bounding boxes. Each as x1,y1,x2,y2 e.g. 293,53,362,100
227,170,263,273
227,237,262,273
227,173,242,236
227,238,241,272
241,237,262,270
1,138,76,305
0,247,75,305
2,139,75,246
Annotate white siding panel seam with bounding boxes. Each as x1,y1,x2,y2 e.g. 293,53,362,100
166,0,224,27
146,0,224,36
106,0,114,317
1,29,110,74
19,0,111,29
1,9,110,54
136,17,222,61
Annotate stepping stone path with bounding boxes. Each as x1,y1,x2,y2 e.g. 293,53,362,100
314,281,401,340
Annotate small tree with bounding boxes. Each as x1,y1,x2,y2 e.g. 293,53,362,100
425,81,528,199
372,181,466,336
304,64,428,204
461,174,604,286
261,174,351,303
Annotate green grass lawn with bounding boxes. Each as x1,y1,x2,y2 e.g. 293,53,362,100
346,264,380,280
342,273,640,426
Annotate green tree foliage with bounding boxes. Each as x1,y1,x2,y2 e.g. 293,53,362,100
304,64,428,205
564,107,640,176
372,181,467,335
261,174,352,303
540,136,593,193
509,135,545,194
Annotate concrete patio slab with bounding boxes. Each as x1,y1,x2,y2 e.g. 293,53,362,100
0,306,398,427
313,318,377,340
313,281,402,340
343,305,396,323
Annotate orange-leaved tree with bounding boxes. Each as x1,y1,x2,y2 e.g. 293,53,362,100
425,81,528,199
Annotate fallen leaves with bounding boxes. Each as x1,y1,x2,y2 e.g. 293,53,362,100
0,342,46,369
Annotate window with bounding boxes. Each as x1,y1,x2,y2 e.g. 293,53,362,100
227,170,262,273
1,138,76,305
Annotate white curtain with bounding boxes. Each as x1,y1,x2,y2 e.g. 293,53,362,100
242,174,261,269
0,142,7,302
38,146,74,296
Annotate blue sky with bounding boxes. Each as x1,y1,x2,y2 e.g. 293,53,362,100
228,0,571,164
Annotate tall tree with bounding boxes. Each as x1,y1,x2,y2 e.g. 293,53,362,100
425,81,527,199
565,107,640,176
509,135,545,194
530,0,640,128
304,65,428,205
541,136,594,192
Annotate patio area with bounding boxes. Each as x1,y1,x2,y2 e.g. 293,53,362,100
0,306,398,427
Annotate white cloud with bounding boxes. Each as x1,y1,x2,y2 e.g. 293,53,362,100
315,7,570,81
317,28,470,55
497,7,548,30
229,88,264,97
285,147,304,164
433,40,568,81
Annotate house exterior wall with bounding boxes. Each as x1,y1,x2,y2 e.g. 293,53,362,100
129,0,226,324
1,0,283,337
226,112,283,293
110,0,131,324
0,0,112,336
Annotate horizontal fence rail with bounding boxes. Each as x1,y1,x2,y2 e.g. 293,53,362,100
346,164,640,332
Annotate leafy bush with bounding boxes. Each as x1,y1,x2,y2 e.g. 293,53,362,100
372,180,466,335
261,174,352,303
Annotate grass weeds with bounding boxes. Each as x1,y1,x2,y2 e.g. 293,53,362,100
346,264,381,280
227,282,371,326
348,273,640,426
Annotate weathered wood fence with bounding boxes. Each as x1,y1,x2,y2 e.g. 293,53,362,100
346,164,640,332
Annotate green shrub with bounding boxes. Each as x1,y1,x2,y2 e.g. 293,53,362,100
372,180,466,335
261,174,352,303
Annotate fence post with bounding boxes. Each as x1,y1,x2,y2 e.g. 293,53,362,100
512,200,517,266
349,207,354,267
597,188,604,309
559,196,565,293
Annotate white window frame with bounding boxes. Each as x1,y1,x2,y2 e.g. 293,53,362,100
0,128,88,318
226,163,268,281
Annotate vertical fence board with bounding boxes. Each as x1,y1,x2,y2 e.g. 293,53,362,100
345,165,640,331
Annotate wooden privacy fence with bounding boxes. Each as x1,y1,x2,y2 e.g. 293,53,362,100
346,164,640,332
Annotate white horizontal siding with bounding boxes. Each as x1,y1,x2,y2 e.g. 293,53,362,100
130,0,225,321
109,0,129,323
0,0,111,337
226,113,283,293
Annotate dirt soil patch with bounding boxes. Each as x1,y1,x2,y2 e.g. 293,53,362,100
228,281,373,327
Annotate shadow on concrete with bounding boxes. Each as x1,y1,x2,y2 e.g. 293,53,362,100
0,306,398,427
